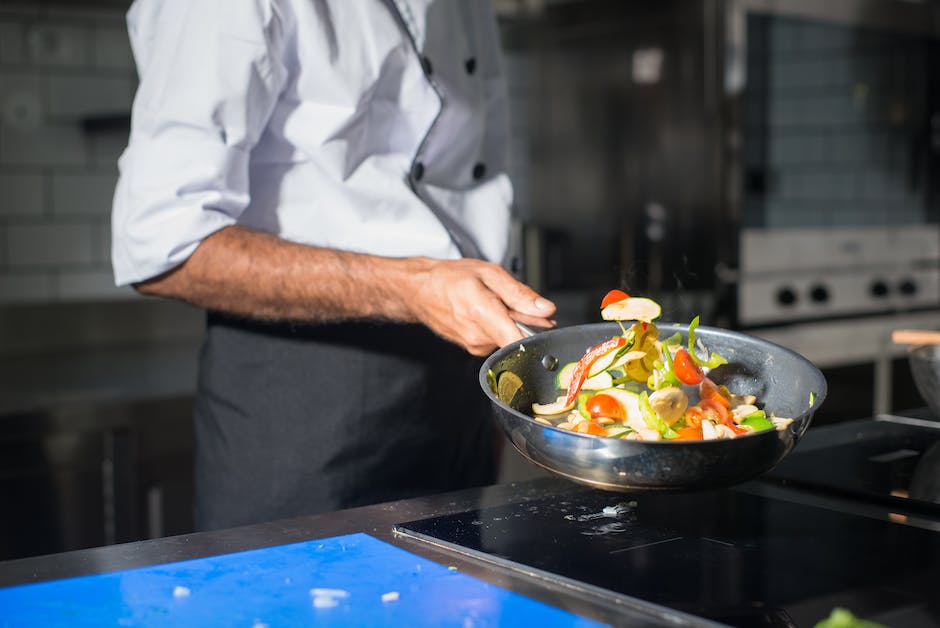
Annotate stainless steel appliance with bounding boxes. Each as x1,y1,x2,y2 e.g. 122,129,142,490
729,0,940,327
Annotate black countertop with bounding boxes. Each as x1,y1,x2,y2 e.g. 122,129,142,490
3,467,940,628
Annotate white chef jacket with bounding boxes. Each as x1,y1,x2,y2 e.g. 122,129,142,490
112,0,513,286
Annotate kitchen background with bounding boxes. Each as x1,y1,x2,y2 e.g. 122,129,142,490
0,0,938,561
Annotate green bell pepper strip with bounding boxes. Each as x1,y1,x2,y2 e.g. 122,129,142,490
576,391,594,420
646,333,682,391
687,316,728,369
741,410,774,432
606,424,633,439
611,330,638,358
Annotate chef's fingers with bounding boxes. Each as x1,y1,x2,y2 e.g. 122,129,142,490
478,265,556,319
469,291,531,352
410,258,554,355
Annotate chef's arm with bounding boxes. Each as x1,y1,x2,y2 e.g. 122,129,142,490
135,225,556,356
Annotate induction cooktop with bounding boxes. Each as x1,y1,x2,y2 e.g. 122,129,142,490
395,486,940,628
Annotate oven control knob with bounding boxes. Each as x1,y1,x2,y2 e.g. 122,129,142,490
870,280,890,298
809,284,829,303
776,287,798,306
899,279,918,296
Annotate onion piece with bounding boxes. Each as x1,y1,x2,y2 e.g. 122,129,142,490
532,395,576,416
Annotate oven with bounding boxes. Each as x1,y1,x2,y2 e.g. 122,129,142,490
727,0,940,328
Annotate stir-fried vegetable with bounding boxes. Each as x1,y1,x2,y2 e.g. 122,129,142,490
529,293,794,441
562,336,627,408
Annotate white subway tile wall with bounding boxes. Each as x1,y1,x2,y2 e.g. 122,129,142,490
0,172,44,216
743,14,929,229
0,2,136,303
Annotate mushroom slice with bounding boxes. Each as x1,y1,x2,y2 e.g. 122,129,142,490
568,413,586,426
701,420,721,440
714,424,739,439
648,386,688,425
731,404,760,423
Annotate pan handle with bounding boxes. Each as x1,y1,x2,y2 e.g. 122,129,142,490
892,329,940,346
515,321,553,337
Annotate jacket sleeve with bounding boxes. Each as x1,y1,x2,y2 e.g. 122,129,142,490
112,0,288,285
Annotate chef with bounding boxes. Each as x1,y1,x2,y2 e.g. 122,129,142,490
111,0,556,531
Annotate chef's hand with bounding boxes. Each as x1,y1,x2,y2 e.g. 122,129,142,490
410,258,556,356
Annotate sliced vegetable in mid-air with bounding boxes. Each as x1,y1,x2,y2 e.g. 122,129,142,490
686,316,728,369
600,296,662,323
600,289,630,309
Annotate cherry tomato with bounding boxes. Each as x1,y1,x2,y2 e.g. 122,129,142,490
673,347,705,385
600,289,630,309
586,393,625,420
675,426,704,441
699,377,730,408
683,405,705,428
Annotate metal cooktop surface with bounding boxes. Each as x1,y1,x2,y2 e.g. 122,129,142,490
395,485,940,627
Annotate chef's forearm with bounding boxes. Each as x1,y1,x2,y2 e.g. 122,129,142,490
134,225,427,323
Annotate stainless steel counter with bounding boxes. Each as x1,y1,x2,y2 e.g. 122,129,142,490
0,343,200,561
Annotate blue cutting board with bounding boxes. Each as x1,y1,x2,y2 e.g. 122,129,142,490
0,532,609,627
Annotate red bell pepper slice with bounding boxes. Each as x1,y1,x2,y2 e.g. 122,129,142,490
564,336,627,407
600,289,630,309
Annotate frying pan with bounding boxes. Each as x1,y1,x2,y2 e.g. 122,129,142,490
480,321,827,491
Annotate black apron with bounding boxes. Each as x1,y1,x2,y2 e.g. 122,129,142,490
193,313,497,531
